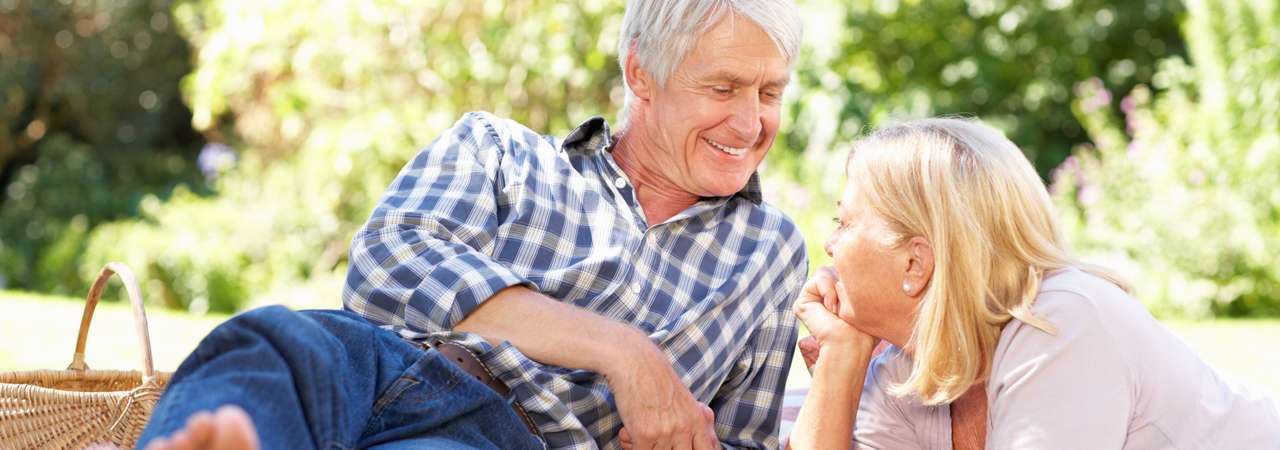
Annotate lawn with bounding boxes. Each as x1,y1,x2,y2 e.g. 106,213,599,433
0,290,230,374
2,290,1278,399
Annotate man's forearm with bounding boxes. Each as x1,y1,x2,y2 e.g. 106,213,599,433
457,285,724,448
453,285,655,376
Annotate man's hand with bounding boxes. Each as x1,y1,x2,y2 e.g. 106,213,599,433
607,334,718,450
455,286,717,449
617,399,716,450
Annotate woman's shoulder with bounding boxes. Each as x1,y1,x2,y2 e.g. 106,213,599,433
990,267,1150,384
1026,267,1146,329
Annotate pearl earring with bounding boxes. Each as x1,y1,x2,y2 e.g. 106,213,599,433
902,282,912,294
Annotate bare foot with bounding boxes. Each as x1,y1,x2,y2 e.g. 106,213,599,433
142,405,259,450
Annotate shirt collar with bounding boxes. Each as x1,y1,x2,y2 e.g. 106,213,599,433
560,116,764,205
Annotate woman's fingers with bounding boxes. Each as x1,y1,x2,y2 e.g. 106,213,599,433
797,266,840,314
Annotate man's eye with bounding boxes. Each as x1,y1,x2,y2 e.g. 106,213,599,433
712,86,733,94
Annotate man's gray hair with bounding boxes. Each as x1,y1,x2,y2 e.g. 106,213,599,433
616,0,802,123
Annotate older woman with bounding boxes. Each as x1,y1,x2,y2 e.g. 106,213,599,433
788,118,1279,449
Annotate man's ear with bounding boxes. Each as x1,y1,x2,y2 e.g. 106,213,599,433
624,46,654,101
904,236,934,297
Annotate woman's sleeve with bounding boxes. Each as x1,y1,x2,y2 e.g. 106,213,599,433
853,350,941,450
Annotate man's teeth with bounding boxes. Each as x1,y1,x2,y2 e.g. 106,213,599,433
705,138,747,156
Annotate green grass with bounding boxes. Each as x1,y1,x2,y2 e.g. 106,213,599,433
0,290,229,373
3,290,1277,400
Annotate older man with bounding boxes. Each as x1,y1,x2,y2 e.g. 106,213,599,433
138,1,805,449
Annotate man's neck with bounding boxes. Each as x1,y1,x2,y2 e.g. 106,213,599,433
611,129,700,226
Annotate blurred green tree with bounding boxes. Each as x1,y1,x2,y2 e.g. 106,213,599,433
0,0,203,294
783,0,1184,179
82,0,627,312
1053,0,1280,317
766,0,1185,271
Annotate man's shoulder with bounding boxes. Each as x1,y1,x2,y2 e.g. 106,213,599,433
450,111,559,157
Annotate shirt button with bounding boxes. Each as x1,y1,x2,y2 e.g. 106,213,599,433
630,283,642,294
613,177,627,189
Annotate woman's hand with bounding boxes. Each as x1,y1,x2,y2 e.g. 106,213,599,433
793,267,879,362
787,267,880,450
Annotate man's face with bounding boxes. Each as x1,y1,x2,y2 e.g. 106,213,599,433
643,15,789,198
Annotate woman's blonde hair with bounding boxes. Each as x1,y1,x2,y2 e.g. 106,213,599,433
845,117,1126,405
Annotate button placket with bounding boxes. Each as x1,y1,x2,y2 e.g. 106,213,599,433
629,232,649,296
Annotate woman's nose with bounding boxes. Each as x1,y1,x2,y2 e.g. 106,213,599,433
824,235,836,257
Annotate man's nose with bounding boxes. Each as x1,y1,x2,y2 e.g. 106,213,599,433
727,94,762,144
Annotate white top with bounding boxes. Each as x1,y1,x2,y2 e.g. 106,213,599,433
853,268,1280,449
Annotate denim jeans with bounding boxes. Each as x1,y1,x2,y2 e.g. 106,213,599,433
137,306,544,449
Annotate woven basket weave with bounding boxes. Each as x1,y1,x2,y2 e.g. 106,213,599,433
0,263,173,449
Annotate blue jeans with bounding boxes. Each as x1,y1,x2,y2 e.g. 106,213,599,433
138,306,544,449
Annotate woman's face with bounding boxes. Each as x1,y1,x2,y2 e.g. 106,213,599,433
825,181,921,347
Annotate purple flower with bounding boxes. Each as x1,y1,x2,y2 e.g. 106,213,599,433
1076,78,1113,113
1078,184,1101,206
197,142,236,181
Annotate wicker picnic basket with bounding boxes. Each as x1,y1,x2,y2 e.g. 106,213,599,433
0,263,173,449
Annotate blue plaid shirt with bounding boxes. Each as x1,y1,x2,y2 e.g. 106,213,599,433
343,112,807,449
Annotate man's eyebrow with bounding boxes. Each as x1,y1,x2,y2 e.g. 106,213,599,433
701,72,790,90
763,76,791,90
704,71,746,85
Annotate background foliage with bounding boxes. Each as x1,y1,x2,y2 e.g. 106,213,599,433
2,0,1277,318
81,0,627,312
1053,0,1280,317
0,0,203,295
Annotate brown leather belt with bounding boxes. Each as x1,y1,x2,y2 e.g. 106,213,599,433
433,341,541,437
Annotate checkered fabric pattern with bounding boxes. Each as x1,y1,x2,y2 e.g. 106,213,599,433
343,112,808,449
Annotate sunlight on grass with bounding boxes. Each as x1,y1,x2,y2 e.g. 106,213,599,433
0,290,229,373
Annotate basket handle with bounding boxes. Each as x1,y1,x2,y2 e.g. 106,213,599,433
67,262,157,383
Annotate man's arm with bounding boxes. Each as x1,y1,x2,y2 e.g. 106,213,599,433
458,286,719,450
344,112,531,333
345,112,715,449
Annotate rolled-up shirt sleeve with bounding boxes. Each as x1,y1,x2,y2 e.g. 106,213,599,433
343,112,532,334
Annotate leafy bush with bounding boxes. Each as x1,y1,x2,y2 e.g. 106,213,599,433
1052,0,1280,317
768,0,1185,268
782,0,1183,177
81,0,627,312
0,0,202,293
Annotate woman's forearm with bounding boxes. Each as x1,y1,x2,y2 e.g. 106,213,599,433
788,344,876,450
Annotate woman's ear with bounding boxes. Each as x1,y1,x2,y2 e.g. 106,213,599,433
624,47,654,101
902,236,934,298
